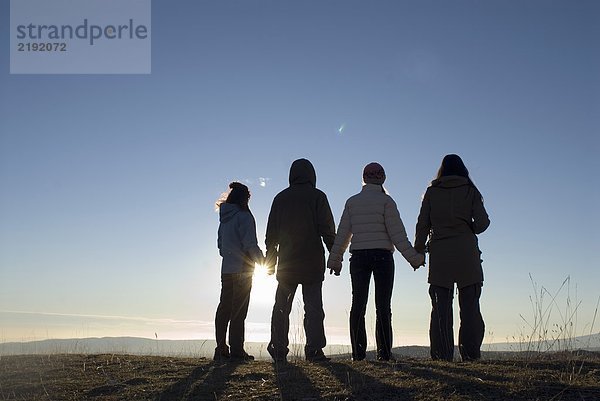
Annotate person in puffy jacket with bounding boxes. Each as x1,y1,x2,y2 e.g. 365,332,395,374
415,154,490,362
327,162,424,361
265,158,336,362
214,182,264,361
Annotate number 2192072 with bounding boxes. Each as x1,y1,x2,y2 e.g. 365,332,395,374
17,42,67,52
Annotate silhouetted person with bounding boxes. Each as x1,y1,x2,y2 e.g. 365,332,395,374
265,159,336,362
327,162,424,361
214,182,264,361
415,154,490,361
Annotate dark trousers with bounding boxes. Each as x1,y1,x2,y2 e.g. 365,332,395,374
268,280,326,358
214,272,253,353
429,283,485,361
349,249,395,360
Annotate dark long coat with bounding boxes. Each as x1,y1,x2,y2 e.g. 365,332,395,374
415,175,490,289
265,159,336,284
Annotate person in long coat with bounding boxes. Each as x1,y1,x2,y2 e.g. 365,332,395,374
415,154,490,361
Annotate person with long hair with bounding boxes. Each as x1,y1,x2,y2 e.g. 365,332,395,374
214,182,264,361
327,162,424,361
415,154,490,361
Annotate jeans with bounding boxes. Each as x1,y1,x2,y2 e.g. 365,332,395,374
214,272,253,354
429,283,485,361
349,249,394,360
268,280,326,359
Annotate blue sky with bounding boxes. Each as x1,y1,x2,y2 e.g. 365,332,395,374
1,0,598,346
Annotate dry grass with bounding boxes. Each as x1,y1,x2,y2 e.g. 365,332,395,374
1,353,599,400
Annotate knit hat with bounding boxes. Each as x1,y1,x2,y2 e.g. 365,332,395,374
363,162,386,185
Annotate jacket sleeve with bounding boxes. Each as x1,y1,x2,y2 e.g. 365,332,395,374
318,193,336,252
265,199,279,266
385,197,423,266
414,189,431,254
471,189,490,234
240,213,264,264
217,226,223,256
327,202,352,270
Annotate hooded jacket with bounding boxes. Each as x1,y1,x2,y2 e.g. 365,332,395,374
414,175,490,288
327,183,424,271
218,203,264,274
265,159,336,284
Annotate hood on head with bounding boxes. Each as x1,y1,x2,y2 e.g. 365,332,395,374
289,158,316,187
219,203,241,223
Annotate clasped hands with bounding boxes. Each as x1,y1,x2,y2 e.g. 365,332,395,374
411,252,426,271
328,253,426,275
263,250,277,275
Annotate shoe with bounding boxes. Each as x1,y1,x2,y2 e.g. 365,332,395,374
230,351,255,361
306,350,330,362
213,346,230,361
376,353,396,362
267,344,288,363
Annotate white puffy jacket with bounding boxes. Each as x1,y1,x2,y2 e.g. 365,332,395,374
327,184,423,271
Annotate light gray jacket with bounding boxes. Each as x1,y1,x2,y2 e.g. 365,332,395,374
327,184,424,272
218,203,264,274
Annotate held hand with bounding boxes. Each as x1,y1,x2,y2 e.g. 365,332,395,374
263,258,276,275
411,253,426,271
265,250,277,275
264,257,276,275
327,260,342,276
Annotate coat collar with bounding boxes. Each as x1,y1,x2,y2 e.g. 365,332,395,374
361,183,384,192
432,175,470,188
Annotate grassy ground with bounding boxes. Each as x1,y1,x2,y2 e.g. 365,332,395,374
1,353,599,400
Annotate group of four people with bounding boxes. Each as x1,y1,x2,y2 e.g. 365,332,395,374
214,154,490,363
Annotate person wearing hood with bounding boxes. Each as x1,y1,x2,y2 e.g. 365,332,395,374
265,158,336,362
327,162,425,361
214,182,264,361
415,154,490,362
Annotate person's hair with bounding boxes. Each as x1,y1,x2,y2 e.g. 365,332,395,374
437,153,476,182
216,182,251,211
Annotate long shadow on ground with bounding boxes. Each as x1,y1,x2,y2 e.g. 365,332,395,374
154,360,239,400
272,360,323,400
405,359,600,400
324,361,416,400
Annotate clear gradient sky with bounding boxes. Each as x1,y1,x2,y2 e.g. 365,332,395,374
1,1,599,347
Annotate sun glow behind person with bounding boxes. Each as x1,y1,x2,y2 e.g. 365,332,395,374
250,263,277,305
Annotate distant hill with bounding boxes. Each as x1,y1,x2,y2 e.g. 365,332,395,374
0,337,350,360
0,337,230,358
1,333,598,360
481,332,600,353
0,337,427,359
